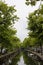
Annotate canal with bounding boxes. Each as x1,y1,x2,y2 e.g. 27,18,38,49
1,52,43,65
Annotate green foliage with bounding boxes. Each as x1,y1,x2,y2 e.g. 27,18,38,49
27,5,43,47
23,37,38,48
0,1,20,50
11,36,21,48
10,53,21,65
0,1,19,26
25,0,43,6
23,5,43,49
23,37,30,48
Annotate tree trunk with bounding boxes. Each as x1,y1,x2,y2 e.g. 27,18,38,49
40,43,42,55
36,46,37,52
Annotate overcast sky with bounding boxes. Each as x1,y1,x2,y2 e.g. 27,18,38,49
5,0,41,42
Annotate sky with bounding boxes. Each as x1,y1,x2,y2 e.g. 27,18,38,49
4,0,41,42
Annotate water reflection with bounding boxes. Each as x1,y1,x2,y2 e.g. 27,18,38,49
23,52,38,65
1,52,43,65
9,53,21,65
17,56,26,65
1,53,21,65
23,52,43,65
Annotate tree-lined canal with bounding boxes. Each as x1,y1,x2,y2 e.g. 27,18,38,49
0,1,43,65
1,52,43,65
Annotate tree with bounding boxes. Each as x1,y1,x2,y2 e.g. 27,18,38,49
11,36,21,49
23,38,30,48
0,1,19,51
25,0,43,6
27,5,43,54
23,36,38,50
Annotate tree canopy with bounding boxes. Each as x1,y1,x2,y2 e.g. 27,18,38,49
0,1,20,50
27,5,43,45
23,4,43,50
25,0,43,6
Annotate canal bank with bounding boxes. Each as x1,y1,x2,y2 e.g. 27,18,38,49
1,52,43,65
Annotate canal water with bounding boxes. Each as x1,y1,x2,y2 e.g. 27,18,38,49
1,52,43,65
17,55,26,65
